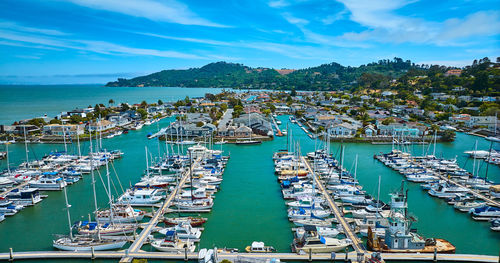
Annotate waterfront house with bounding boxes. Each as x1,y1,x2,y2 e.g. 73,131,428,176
107,113,131,127
364,125,377,137
43,124,84,136
164,122,216,138
327,122,360,137
234,125,252,137
87,120,116,132
467,116,497,130
233,113,272,136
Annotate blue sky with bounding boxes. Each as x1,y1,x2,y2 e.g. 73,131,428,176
0,0,499,84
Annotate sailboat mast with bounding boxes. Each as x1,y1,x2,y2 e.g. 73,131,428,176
76,126,81,158
432,130,437,157
62,126,67,153
23,126,29,167
376,174,381,219
89,135,101,239
105,151,113,223
472,140,477,177
6,142,10,173
63,182,73,240
145,146,150,177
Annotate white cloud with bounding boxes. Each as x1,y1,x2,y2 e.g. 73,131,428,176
0,21,67,36
0,28,206,59
321,9,348,25
336,0,500,46
268,0,290,8
15,55,42,60
282,12,309,25
63,0,228,27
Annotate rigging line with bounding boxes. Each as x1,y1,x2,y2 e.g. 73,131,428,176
110,160,125,195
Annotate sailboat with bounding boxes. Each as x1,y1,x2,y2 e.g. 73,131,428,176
236,112,261,145
52,165,126,251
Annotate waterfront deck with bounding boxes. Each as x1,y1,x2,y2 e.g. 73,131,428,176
272,116,283,137
119,157,200,263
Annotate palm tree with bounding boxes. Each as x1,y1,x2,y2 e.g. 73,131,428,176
108,99,114,107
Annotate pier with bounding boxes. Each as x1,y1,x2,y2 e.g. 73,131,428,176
0,181,29,197
301,157,367,255
119,157,200,263
272,116,283,136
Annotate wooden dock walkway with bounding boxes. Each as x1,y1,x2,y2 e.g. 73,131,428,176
119,158,200,263
302,157,366,255
0,250,497,262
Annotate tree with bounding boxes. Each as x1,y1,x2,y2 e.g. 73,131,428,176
108,99,114,106
220,103,228,112
140,100,148,108
262,109,271,116
196,121,204,127
441,130,455,142
382,117,394,125
136,108,148,120
121,103,130,111
290,88,297,97
49,118,62,124
157,99,164,105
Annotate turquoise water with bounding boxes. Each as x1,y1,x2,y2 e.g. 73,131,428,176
0,85,239,125
0,88,499,259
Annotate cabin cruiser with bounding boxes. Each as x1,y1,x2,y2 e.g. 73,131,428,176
0,197,24,216
175,199,213,210
7,188,42,206
428,183,468,198
292,218,334,227
164,217,206,227
295,225,339,238
151,231,196,252
453,201,485,212
286,197,325,209
245,241,275,253
292,227,350,253
117,189,163,206
30,176,67,190
158,222,202,239
469,206,500,219
288,208,330,220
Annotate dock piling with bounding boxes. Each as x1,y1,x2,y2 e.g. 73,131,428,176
91,247,95,260
308,249,312,262
434,247,437,262
8,248,13,262
184,247,188,261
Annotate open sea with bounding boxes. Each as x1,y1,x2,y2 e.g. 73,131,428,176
0,85,499,261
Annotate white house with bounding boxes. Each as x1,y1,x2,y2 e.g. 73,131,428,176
43,124,84,136
87,120,116,132
328,122,359,137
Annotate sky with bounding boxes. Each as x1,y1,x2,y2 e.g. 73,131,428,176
0,0,499,84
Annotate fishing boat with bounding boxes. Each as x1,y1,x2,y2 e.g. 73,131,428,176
175,199,213,210
367,183,455,253
245,241,275,253
295,225,339,238
151,231,196,252
292,218,334,227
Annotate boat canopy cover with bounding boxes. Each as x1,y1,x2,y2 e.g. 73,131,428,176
299,208,306,214
165,230,175,236
42,172,58,175
304,225,317,232
320,236,326,244
80,221,89,227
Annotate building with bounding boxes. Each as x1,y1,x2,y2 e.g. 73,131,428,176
467,116,497,130
234,125,252,137
43,124,84,136
87,120,116,132
164,122,216,138
327,122,360,137
445,69,462,76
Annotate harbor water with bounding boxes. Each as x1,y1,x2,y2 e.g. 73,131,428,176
0,86,499,261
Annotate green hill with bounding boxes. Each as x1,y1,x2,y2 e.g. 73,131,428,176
105,58,422,90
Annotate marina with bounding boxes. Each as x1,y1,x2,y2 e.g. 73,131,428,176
1,112,499,261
